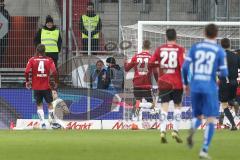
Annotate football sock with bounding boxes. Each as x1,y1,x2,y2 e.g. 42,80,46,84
160,111,168,132
202,122,215,152
37,109,45,123
173,108,181,131
192,118,202,131
139,102,153,109
224,108,236,127
138,109,143,120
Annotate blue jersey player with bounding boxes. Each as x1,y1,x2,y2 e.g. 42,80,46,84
182,24,228,159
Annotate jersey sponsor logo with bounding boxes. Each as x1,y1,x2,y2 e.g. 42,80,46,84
194,75,211,81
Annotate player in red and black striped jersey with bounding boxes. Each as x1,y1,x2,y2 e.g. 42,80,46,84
125,40,157,120
25,44,58,129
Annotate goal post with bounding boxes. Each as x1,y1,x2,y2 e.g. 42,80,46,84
122,21,240,55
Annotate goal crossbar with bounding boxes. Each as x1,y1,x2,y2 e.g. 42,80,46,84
137,21,240,53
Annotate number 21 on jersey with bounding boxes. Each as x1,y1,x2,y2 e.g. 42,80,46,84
137,57,149,75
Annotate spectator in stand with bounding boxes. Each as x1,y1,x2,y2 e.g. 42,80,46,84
34,15,62,68
84,60,108,89
0,0,10,64
80,2,102,55
105,57,124,91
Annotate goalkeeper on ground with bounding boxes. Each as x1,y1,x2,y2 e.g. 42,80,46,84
51,90,70,128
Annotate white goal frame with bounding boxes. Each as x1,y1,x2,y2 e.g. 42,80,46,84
137,21,240,53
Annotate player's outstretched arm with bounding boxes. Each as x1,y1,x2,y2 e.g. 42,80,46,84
124,56,136,72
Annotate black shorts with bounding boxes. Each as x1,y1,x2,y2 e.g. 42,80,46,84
219,80,237,103
34,89,53,105
133,87,153,102
158,89,183,104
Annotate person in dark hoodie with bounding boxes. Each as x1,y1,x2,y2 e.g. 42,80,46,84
0,0,10,64
80,2,102,55
106,57,124,91
34,15,62,68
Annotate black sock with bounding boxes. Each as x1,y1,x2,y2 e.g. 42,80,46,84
224,108,236,127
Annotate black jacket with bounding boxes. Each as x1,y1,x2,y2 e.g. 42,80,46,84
106,64,124,90
226,50,240,80
79,12,102,38
219,50,240,85
34,25,62,52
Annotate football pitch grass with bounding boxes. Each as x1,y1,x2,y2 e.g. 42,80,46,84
0,130,239,160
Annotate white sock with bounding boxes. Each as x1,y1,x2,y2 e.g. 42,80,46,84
139,102,153,109
48,109,55,123
173,108,182,132
160,111,168,132
138,109,143,121
37,109,45,124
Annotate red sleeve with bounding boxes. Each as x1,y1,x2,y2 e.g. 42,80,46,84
24,58,33,82
124,55,137,72
149,47,160,68
178,47,185,68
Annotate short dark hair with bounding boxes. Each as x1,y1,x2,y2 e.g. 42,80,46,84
143,40,151,50
205,24,218,39
36,44,45,55
166,28,177,41
221,38,230,49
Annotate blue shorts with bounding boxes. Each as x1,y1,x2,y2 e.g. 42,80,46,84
191,92,219,118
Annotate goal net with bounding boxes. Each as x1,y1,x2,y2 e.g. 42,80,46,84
122,21,240,56
121,21,240,121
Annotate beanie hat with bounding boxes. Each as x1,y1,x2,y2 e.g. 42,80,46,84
106,57,116,64
45,15,54,24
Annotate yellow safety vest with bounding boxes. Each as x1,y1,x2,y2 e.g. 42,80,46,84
41,29,60,52
82,15,100,39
